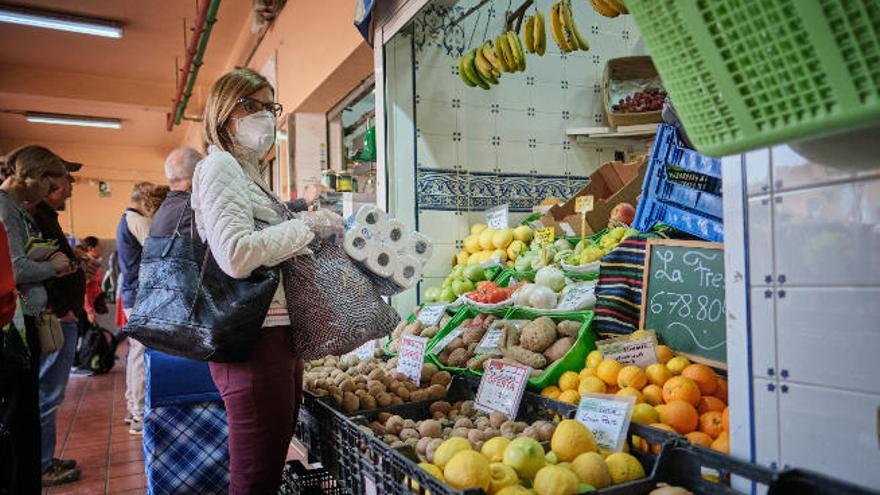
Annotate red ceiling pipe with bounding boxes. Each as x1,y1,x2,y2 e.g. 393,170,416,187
166,0,212,131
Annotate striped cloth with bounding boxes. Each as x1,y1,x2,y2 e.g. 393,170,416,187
593,231,670,338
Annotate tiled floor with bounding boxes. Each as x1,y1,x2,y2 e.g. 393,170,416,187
46,341,146,495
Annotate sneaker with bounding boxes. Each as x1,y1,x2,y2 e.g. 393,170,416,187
129,419,144,435
51,458,77,470
42,464,81,486
123,412,133,424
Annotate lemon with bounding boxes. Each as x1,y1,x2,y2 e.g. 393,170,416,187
444,450,491,490
507,240,527,260
434,437,472,470
533,465,580,495
419,462,444,480
468,252,482,265
489,463,519,493
545,451,558,465
455,250,470,266
502,437,546,480
541,386,562,400
631,403,659,425
513,225,533,242
479,228,496,250
585,350,603,369
495,486,531,495
471,223,488,235
551,419,597,462
464,235,481,254
492,228,514,249
666,356,691,375
646,363,674,387
492,248,508,262
558,371,580,391
578,376,607,396
570,452,611,488
604,452,645,484
557,390,580,405
481,437,510,463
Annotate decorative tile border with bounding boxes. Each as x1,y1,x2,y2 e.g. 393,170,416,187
417,168,589,212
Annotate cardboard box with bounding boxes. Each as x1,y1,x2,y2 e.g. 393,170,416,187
541,155,648,237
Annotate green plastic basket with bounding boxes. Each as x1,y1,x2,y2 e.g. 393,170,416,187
382,304,462,357
627,0,880,156
425,305,511,374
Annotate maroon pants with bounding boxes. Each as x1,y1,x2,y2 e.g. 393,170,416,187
209,327,304,495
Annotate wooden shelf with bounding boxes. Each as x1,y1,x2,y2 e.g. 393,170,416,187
567,123,659,146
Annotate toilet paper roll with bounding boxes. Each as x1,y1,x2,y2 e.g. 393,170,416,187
391,255,422,289
401,232,433,263
363,245,395,278
382,219,408,250
343,229,371,262
346,205,387,233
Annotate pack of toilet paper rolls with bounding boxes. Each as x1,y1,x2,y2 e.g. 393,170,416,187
343,205,432,294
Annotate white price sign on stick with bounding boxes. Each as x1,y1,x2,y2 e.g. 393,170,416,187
417,304,447,326
596,334,659,369
575,393,636,452
575,195,595,213
429,327,463,355
475,359,530,419
475,325,505,355
344,339,376,361
486,204,510,229
397,336,428,384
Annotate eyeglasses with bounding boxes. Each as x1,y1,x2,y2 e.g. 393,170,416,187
237,97,283,117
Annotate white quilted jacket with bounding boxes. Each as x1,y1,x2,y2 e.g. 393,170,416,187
192,146,314,325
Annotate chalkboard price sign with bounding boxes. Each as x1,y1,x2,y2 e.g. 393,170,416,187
640,239,726,367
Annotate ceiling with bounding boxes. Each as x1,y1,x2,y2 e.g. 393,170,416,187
0,0,253,150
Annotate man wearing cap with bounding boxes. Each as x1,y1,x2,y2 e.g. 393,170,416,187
31,158,85,486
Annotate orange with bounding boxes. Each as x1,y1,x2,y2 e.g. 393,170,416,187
699,411,724,439
721,407,729,432
655,345,674,364
645,363,674,387
596,359,623,386
559,371,580,392
697,396,726,414
681,364,718,395
685,431,714,448
657,400,699,434
541,386,562,400
662,376,701,407
711,431,730,454
578,376,607,396
647,423,677,454
666,356,691,375
578,367,597,382
617,365,648,389
642,385,664,406
616,387,644,404
713,378,728,402
558,390,581,405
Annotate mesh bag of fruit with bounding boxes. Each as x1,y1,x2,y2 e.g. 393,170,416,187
281,237,401,359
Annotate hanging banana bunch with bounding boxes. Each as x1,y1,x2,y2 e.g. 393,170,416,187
550,0,589,53
589,0,628,18
523,10,546,56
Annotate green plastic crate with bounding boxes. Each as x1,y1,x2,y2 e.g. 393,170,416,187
424,305,511,374
627,0,880,156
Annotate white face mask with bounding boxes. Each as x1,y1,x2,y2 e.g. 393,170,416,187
232,110,276,156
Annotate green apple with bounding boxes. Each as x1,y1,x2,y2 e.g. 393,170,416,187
451,278,475,296
424,287,440,302
463,264,486,282
438,287,456,303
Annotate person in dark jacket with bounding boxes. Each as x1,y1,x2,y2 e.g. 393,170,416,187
148,147,202,237
31,161,84,486
115,182,153,435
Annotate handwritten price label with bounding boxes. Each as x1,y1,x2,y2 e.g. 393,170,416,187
344,339,376,361
475,359,530,418
535,227,555,246
575,393,636,452
486,204,510,229
575,195,595,213
556,282,597,311
417,304,447,326
430,328,463,355
597,335,659,369
397,336,428,384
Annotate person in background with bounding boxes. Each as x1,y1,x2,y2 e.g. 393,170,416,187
81,236,104,325
195,68,313,494
0,145,74,495
149,147,201,237
31,160,85,486
284,183,326,214
115,181,154,435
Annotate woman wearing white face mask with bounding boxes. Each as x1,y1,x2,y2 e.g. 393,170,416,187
192,68,314,494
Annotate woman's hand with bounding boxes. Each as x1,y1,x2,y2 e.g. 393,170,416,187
49,252,74,276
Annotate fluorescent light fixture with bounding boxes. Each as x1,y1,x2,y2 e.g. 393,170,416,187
25,112,121,129
0,3,123,38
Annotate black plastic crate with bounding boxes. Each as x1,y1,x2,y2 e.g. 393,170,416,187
770,469,879,495
279,460,343,495
295,401,324,464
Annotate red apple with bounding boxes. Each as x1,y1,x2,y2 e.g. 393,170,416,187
610,202,636,226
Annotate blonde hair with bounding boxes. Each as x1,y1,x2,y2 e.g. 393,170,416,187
142,185,170,217
204,68,273,152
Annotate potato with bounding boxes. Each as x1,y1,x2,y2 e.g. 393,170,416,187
393,386,411,401
420,363,439,383
537,422,556,442
403,419,416,429
520,426,540,440
474,417,490,430
432,411,446,421
416,436,432,455
460,400,477,417
376,393,393,407
385,415,405,434
418,420,442,438
451,427,469,438
431,371,452,387
467,429,486,445
425,438,443,463
382,434,399,444
543,337,575,363
400,428,419,441
369,421,386,436
378,412,392,424
359,395,376,410
429,401,451,415
489,411,508,429
391,395,404,405
427,384,447,400
454,417,474,429
341,392,360,413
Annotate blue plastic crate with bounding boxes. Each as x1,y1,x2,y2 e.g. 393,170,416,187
633,124,724,242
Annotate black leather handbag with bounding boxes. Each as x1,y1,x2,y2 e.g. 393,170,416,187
122,207,280,362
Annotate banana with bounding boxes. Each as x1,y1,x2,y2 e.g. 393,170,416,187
604,0,628,15
549,3,573,52
474,48,499,85
509,31,526,71
492,36,513,72
523,16,536,53
459,53,477,87
590,0,620,18
482,41,504,76
534,10,547,56
562,0,589,51
463,50,490,89
496,34,517,72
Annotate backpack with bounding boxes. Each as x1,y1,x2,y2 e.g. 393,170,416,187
76,325,118,375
